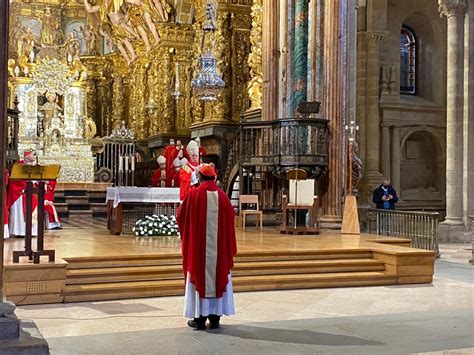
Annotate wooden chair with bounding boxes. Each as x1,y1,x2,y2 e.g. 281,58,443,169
239,195,263,232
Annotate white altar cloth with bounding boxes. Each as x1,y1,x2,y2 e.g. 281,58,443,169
107,187,181,208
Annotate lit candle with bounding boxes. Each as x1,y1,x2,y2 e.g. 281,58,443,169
131,156,135,171
118,156,123,171
24,67,29,76
125,156,129,172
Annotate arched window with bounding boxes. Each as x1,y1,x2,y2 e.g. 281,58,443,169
400,26,416,95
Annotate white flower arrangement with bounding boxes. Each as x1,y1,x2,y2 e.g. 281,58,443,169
132,215,180,237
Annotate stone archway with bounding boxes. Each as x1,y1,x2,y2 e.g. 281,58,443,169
400,129,445,204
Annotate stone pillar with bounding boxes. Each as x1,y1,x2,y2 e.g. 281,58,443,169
382,125,390,178
290,0,309,114
439,0,466,227
356,5,367,170
262,0,279,120
464,0,474,225
364,31,385,176
391,126,401,194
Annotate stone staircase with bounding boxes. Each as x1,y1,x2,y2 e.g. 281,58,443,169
62,250,397,303
55,189,107,219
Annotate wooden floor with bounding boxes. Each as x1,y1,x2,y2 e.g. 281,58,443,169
3,219,436,305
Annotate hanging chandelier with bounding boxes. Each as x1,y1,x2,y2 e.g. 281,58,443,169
191,0,225,102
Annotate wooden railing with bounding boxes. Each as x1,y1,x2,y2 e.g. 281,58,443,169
367,209,439,254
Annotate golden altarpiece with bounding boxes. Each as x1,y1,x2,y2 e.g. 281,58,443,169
7,0,255,180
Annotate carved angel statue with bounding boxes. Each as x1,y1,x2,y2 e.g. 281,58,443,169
81,24,97,55
83,0,138,65
63,31,81,62
16,27,37,66
204,0,218,30
351,142,363,195
150,0,172,22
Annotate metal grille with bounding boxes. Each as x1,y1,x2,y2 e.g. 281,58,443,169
122,203,179,234
26,281,46,294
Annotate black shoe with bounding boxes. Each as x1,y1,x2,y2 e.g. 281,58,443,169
208,315,220,329
187,317,206,330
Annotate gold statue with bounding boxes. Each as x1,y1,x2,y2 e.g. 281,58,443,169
124,0,154,53
41,8,55,45
83,0,138,64
17,27,36,67
63,31,81,62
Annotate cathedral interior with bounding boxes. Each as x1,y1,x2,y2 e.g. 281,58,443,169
4,0,474,237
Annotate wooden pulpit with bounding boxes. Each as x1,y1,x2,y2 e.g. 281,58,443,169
10,163,60,264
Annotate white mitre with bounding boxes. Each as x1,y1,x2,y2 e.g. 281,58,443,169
186,140,199,156
173,157,188,167
157,155,166,165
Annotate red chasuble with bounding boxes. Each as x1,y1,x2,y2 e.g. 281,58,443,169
177,180,237,298
179,162,200,201
7,160,38,215
150,169,172,187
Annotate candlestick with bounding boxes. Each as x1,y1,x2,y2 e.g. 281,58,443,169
131,156,135,171
125,156,129,172
118,155,123,171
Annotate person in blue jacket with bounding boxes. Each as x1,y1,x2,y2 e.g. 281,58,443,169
372,178,398,210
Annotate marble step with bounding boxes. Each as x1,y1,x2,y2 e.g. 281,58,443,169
65,259,386,285
63,271,397,303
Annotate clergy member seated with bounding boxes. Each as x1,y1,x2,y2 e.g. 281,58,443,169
151,155,169,187
171,157,188,188
8,150,38,237
177,164,237,330
44,179,61,230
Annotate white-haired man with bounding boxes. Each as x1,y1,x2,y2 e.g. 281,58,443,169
151,155,169,187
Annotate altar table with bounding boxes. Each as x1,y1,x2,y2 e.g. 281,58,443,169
106,187,180,235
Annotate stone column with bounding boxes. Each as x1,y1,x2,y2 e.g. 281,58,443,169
364,31,385,176
391,126,401,194
439,0,466,227
382,125,390,178
464,0,474,225
290,0,309,115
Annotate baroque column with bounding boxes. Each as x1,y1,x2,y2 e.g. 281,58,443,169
262,0,279,120
290,0,309,115
248,0,263,110
439,0,466,228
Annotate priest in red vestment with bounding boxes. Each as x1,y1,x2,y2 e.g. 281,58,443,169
7,150,38,237
44,180,61,230
151,155,170,187
179,140,202,201
163,139,176,176
4,171,9,239
177,164,237,330
171,157,187,188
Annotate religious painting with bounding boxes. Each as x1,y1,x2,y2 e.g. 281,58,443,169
65,19,88,55
19,17,42,39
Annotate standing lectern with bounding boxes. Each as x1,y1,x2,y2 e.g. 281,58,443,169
10,163,60,264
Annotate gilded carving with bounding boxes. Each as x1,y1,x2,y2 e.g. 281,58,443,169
248,0,262,109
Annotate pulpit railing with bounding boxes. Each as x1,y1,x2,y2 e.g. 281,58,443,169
367,209,439,254
6,107,20,167
240,118,329,178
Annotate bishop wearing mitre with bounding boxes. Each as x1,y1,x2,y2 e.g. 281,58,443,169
179,140,203,201
7,150,38,237
151,155,170,187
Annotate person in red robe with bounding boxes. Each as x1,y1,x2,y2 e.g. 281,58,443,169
163,139,175,177
179,140,202,201
7,150,38,237
151,155,171,187
44,179,61,230
4,171,9,239
177,164,237,330
171,157,187,188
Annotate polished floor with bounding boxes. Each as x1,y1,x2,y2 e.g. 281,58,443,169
15,259,474,355
3,217,429,266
